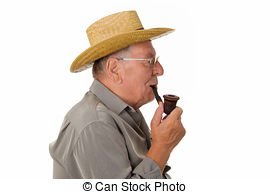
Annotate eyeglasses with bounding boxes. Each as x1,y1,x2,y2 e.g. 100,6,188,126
116,56,160,68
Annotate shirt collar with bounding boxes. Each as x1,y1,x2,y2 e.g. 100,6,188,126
90,79,130,115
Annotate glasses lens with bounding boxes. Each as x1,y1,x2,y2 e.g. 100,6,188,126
150,56,159,66
149,58,154,66
155,56,159,64
147,56,159,67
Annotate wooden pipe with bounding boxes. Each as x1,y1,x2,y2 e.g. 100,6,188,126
150,85,163,104
150,86,180,115
163,94,180,115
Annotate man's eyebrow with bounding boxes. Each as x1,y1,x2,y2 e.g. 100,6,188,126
145,53,156,58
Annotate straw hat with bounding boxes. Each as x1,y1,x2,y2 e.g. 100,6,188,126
70,10,174,73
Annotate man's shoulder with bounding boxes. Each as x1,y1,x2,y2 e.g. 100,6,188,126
65,91,118,131
49,91,119,163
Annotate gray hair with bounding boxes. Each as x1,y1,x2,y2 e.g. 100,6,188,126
92,46,130,79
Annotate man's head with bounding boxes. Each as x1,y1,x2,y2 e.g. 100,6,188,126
69,11,174,109
96,40,164,110
70,11,174,72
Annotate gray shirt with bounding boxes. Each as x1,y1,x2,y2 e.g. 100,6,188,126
49,79,170,178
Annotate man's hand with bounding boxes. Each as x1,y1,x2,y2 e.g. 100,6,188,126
146,102,186,172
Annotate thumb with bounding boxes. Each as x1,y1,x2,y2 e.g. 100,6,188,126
151,102,164,129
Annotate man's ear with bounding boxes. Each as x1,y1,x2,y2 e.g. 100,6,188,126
105,57,123,84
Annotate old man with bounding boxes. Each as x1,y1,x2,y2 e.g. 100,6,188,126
49,10,186,179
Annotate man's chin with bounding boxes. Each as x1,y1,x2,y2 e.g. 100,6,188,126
137,92,155,108
144,95,155,106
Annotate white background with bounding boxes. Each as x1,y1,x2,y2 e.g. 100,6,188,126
0,0,269,193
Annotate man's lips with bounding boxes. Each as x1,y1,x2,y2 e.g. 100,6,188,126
150,84,157,87
149,84,158,89
149,81,158,87
148,77,158,87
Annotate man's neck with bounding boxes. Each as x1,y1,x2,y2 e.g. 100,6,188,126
97,78,138,110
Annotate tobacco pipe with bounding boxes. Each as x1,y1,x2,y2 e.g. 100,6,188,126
150,85,180,115
150,85,163,104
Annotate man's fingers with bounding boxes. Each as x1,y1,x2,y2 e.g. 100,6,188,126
150,102,164,128
169,107,183,120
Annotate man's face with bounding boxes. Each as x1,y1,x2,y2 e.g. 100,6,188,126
120,41,164,109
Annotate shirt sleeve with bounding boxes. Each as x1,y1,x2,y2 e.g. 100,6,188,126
67,121,164,179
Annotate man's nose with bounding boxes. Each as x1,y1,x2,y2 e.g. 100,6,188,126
152,61,164,76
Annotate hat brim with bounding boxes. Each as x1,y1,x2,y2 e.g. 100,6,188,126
70,28,174,72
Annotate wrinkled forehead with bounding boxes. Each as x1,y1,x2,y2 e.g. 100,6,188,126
128,41,156,58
